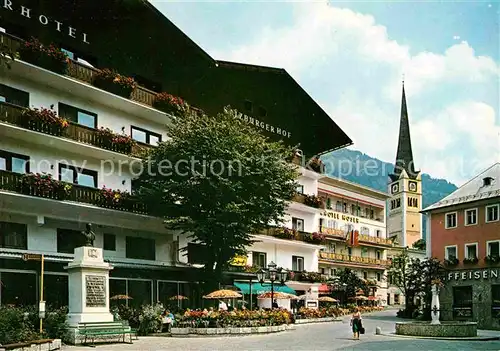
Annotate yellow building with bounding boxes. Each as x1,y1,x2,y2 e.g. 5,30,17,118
387,82,423,248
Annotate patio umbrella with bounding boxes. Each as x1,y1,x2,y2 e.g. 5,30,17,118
257,292,295,300
203,289,242,299
355,296,368,301
367,296,378,301
318,296,338,302
110,294,132,300
169,295,188,300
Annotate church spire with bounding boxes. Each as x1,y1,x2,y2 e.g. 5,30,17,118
390,81,419,181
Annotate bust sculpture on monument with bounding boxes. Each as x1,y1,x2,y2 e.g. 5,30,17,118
82,223,95,247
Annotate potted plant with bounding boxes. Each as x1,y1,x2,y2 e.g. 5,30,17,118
18,37,69,74
485,255,500,265
153,92,189,115
273,227,297,240
21,105,69,136
304,194,323,208
304,232,326,244
93,68,137,98
96,127,135,154
444,256,459,266
18,173,72,200
463,256,479,265
99,186,131,209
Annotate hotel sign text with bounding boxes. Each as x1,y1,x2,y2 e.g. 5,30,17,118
321,210,359,224
234,111,291,139
444,269,499,281
2,0,90,44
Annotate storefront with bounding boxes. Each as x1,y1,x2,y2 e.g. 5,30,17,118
440,268,500,330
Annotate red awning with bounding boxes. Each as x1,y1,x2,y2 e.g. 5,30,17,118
368,296,377,301
318,284,330,293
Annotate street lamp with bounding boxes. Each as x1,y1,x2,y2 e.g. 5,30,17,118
257,261,288,308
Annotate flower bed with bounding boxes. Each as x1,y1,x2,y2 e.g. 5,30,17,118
93,68,137,98
96,127,135,154
18,37,69,74
153,92,189,116
17,173,72,200
21,106,69,137
178,309,292,328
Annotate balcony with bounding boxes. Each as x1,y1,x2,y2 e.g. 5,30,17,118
358,234,393,247
318,227,392,247
1,32,158,109
0,170,147,215
255,227,325,246
318,251,391,268
0,102,152,159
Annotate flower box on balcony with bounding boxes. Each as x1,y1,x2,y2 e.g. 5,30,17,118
153,92,189,116
17,173,72,200
93,69,137,98
21,106,69,137
463,257,478,265
304,232,326,244
273,227,298,240
96,127,135,154
304,194,323,208
99,187,133,210
485,255,500,265
444,256,459,266
18,37,69,74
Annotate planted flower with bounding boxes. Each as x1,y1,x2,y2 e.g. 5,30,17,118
21,105,69,136
18,37,69,74
153,92,190,116
307,157,324,173
96,127,136,154
93,68,137,98
99,186,131,209
304,232,326,244
304,194,323,208
18,173,72,200
273,227,298,240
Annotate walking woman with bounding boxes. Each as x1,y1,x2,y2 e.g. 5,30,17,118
350,307,363,340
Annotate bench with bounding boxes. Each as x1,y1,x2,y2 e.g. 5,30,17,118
1,338,54,350
79,322,133,346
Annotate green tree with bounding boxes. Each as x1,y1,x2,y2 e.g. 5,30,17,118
337,268,368,300
135,106,299,291
412,239,426,251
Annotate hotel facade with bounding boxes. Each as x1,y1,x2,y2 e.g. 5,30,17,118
423,163,500,330
0,0,356,309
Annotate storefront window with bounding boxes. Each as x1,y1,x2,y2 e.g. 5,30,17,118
109,279,127,306
0,271,37,307
43,274,68,309
453,286,473,319
128,279,152,308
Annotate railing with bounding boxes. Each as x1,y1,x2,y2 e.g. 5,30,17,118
319,252,391,267
319,227,346,239
1,32,159,109
0,170,147,214
256,227,322,245
358,234,392,246
0,102,153,157
318,226,392,246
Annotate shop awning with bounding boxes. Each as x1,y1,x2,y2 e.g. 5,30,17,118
234,282,296,295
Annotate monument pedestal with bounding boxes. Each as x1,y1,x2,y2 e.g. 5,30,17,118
65,246,113,327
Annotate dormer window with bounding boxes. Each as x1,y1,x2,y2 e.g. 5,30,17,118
483,177,494,186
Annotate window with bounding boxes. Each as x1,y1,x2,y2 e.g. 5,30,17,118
376,251,381,259
326,198,332,209
131,126,162,146
61,48,75,60
347,247,352,256
126,236,155,260
331,269,336,276
0,150,29,173
376,230,381,238
258,106,267,117
363,272,368,279
445,212,457,229
488,241,500,257
465,209,478,226
0,221,27,249
59,164,97,188
292,217,304,232
57,228,86,254
0,83,29,107
244,100,253,112
360,227,369,235
453,286,473,319
408,197,418,207
252,251,266,268
445,245,458,260
370,209,374,219
187,243,206,265
465,243,477,259
376,273,381,281
343,202,347,213
103,233,116,251
292,256,304,271
351,204,356,214
327,243,336,253
336,201,342,212
327,220,337,229
295,184,304,194
486,205,499,223
58,103,97,129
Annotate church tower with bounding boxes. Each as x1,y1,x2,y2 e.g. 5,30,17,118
387,82,422,248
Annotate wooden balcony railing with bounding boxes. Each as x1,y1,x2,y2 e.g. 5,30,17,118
1,32,159,109
0,102,152,157
358,234,392,246
0,170,147,214
319,251,391,267
318,226,392,247
256,227,323,245
319,226,346,239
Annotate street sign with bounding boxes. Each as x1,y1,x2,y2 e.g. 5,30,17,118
22,253,43,261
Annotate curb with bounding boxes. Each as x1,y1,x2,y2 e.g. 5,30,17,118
379,332,500,341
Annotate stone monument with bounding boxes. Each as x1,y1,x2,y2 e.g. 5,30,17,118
66,224,113,327
430,283,440,325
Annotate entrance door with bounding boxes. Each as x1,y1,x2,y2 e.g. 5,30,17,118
453,286,473,320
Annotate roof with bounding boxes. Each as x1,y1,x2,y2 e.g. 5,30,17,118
389,83,420,181
422,163,500,212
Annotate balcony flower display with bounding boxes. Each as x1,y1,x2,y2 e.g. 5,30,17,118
444,255,459,266
304,232,326,244
17,173,72,200
96,127,136,154
18,37,69,74
303,194,323,208
463,256,479,265
153,92,190,116
485,255,500,264
99,186,132,209
297,271,327,283
21,105,69,136
307,157,324,173
93,68,137,98
273,227,298,240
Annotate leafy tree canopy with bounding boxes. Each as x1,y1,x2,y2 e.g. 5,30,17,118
337,268,368,299
135,106,299,288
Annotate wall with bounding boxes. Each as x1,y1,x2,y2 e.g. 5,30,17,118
430,201,500,266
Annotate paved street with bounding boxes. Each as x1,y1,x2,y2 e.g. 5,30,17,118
65,310,500,350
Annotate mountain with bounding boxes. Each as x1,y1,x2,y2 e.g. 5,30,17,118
320,148,458,239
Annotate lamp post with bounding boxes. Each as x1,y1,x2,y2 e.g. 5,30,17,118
256,261,288,308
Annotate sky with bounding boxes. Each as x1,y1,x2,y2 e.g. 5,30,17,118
149,0,500,186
